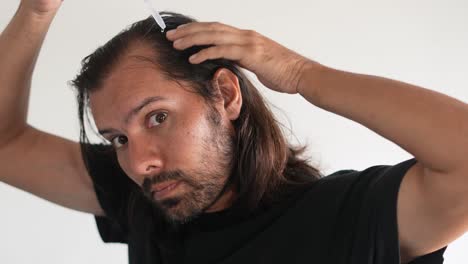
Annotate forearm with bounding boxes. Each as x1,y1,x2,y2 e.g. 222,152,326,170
0,3,57,144
299,62,468,173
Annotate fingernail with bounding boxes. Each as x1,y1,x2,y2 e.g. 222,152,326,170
189,54,198,62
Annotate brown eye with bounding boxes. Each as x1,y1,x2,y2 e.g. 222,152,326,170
111,135,128,149
149,112,168,127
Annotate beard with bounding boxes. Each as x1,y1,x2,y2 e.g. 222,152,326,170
141,106,235,224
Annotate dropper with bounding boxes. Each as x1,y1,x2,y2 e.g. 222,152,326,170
144,0,167,32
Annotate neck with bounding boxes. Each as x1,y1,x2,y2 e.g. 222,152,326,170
205,185,238,213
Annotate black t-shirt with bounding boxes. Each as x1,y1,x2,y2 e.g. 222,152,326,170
82,144,448,264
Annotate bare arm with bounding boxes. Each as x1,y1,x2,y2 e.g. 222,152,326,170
0,2,104,216
298,63,468,262
0,3,52,143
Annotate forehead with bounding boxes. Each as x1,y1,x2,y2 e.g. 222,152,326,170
89,44,199,127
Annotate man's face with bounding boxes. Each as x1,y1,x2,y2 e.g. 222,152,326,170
90,44,237,223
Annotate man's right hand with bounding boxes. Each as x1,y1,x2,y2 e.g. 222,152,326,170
21,0,63,15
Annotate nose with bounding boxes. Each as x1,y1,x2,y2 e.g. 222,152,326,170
126,135,163,185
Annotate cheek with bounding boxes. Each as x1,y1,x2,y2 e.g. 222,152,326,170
167,117,212,164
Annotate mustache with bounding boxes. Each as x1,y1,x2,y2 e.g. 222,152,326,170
142,170,184,194
142,170,200,199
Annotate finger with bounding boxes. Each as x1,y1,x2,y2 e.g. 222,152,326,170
172,31,248,50
189,45,246,64
166,22,238,41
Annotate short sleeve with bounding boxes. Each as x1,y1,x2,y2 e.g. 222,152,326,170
81,143,138,243
325,158,447,264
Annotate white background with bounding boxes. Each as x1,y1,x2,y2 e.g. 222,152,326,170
1,0,467,263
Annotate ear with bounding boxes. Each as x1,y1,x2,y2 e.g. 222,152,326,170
212,68,243,121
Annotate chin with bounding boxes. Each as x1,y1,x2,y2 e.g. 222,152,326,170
155,197,204,224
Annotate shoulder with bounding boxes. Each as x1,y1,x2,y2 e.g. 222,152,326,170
80,143,138,222
318,158,418,193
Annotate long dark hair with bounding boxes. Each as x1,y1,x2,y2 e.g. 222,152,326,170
71,12,323,214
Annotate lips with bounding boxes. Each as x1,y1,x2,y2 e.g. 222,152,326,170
152,180,179,192
151,180,181,200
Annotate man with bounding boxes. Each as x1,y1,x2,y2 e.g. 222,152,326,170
1,1,467,263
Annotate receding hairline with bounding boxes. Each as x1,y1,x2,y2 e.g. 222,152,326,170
88,38,166,94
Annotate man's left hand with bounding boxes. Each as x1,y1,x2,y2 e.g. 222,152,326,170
166,22,317,95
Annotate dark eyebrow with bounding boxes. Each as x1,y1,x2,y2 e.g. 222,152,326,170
98,96,167,136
